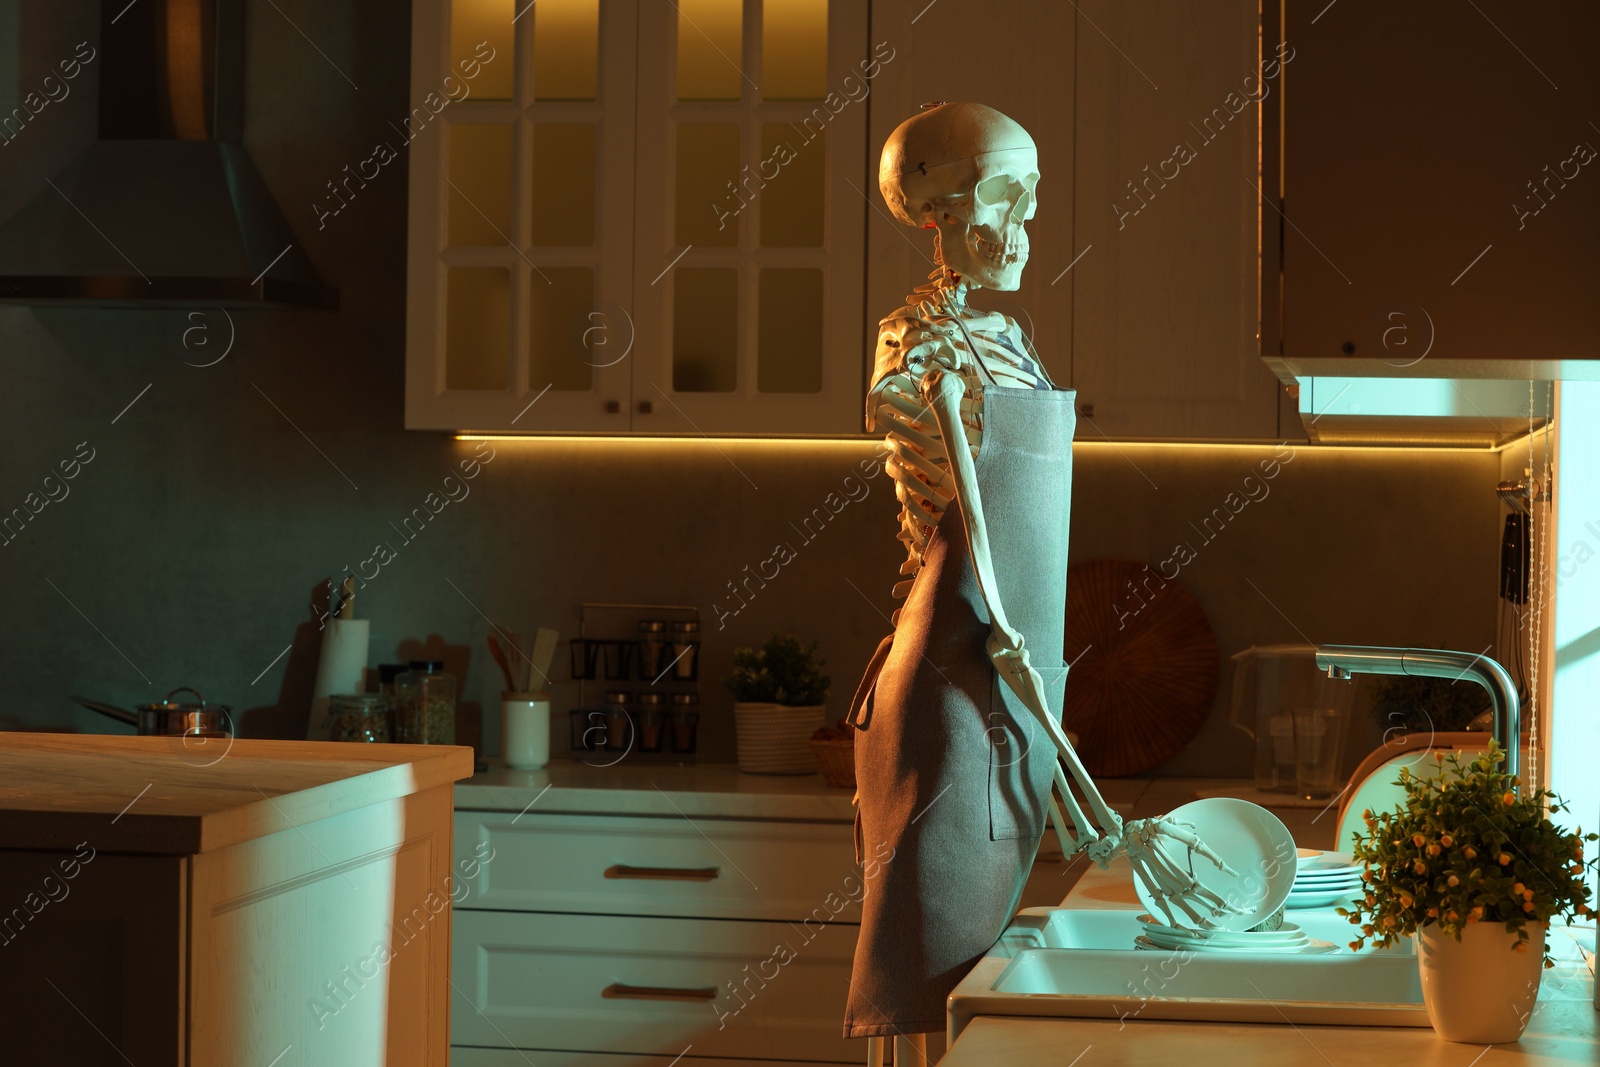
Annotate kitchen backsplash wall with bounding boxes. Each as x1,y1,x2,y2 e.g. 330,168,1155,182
0,0,1502,777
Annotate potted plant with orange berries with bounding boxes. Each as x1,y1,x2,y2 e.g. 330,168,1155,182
1338,740,1597,1044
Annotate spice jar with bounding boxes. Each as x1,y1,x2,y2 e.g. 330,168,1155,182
637,620,669,680
326,693,391,743
603,690,633,752
669,620,701,680
394,660,456,744
636,692,667,753
670,692,699,756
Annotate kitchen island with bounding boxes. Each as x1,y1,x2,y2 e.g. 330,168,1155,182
0,734,474,1066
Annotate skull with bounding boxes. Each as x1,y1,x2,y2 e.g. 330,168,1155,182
880,103,1039,291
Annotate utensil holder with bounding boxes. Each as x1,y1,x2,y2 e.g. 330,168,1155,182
502,692,550,770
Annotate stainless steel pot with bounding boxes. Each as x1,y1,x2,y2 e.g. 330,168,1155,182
73,687,233,737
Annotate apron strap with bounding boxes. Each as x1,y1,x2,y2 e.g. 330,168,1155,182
845,633,895,730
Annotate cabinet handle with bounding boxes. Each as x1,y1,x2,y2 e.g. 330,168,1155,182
637,400,653,414
605,400,622,414
604,864,720,882
603,982,718,1002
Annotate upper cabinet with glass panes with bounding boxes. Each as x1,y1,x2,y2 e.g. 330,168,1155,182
405,0,870,434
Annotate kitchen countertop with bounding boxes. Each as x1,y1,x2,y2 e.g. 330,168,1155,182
457,759,861,820
946,823,1599,1064
457,762,1332,834
0,734,474,854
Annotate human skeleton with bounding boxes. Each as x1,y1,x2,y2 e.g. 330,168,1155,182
868,103,1241,932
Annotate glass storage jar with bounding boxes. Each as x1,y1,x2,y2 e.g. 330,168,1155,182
326,693,391,743
394,660,456,744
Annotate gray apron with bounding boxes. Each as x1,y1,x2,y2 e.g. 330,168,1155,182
843,385,1075,1038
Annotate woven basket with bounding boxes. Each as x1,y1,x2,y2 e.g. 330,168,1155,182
809,737,856,788
734,703,825,775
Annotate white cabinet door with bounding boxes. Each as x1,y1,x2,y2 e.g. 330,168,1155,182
1280,0,1600,364
1069,0,1279,439
628,0,870,436
407,0,640,433
453,811,863,921
451,910,860,1062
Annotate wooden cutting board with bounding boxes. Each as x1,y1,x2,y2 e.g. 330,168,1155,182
1062,559,1219,776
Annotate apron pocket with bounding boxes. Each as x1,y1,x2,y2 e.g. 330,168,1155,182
987,663,1069,841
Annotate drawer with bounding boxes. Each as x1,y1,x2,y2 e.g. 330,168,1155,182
453,812,868,922
451,910,859,1063
451,1049,848,1067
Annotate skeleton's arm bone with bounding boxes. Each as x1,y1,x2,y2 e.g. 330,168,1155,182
922,368,1126,847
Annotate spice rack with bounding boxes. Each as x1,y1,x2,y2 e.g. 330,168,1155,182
569,602,702,764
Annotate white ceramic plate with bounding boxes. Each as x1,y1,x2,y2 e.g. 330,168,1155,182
1295,847,1323,869
1292,871,1364,886
1130,797,1299,932
1139,929,1311,951
1133,934,1318,955
1299,851,1360,874
1135,915,1307,943
1284,887,1364,909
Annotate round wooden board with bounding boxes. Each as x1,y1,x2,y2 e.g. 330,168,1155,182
1062,559,1219,777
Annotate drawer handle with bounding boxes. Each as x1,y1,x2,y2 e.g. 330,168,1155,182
604,864,720,882
603,982,718,1002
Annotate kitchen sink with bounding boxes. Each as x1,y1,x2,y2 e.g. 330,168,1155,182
948,906,1428,1041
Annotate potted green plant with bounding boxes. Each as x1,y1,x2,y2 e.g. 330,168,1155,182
1339,741,1596,1043
725,635,831,775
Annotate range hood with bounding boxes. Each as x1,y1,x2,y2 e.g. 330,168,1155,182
1262,356,1579,447
0,0,336,309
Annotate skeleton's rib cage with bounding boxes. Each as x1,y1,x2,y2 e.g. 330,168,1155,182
868,270,1055,618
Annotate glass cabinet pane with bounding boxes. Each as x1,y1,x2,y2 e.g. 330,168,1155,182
675,124,741,247
531,124,597,247
451,0,515,100
449,124,514,246
528,268,596,391
762,0,827,99
533,0,599,100
757,268,822,392
673,268,738,392
758,124,824,247
676,0,744,100
446,266,511,390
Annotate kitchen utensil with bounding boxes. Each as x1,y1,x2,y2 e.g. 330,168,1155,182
1133,935,1338,955
529,627,559,689
499,627,526,690
1228,644,1356,794
1131,797,1298,932
1061,559,1218,776
502,693,550,770
487,634,516,692
73,688,233,737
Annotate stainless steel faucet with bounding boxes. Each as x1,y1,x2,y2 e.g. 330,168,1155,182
1315,645,1521,783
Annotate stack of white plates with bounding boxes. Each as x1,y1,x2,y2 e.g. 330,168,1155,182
1132,914,1336,954
1285,850,1364,909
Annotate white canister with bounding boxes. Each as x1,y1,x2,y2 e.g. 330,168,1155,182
502,692,551,770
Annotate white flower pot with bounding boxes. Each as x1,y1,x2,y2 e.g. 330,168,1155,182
734,702,825,775
1416,921,1546,1043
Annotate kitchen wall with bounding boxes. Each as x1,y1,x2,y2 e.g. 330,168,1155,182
0,0,1505,777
